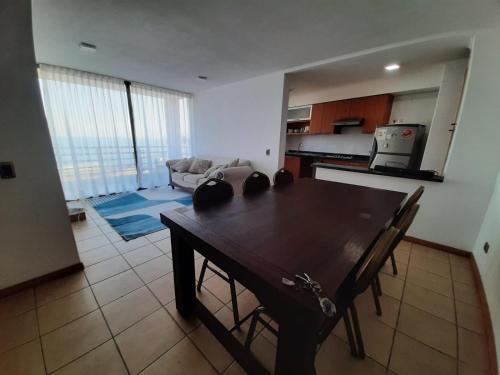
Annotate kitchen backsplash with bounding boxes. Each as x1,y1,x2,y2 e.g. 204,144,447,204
286,131,374,155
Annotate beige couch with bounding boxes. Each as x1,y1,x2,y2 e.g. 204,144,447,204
166,155,253,194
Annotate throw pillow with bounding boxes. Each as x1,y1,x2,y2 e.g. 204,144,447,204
171,158,193,172
204,164,223,177
209,166,224,179
228,158,239,167
189,158,212,174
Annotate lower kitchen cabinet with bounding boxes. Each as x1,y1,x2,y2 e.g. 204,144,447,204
284,156,313,179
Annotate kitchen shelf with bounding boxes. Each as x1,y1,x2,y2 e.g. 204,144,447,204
286,132,310,136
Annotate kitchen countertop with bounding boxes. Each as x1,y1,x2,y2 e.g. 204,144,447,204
312,162,444,183
285,150,370,163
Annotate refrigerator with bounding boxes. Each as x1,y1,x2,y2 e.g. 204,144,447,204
369,124,426,170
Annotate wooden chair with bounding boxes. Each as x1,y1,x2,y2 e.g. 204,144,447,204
388,185,424,275
193,179,241,328
242,171,270,195
273,168,294,186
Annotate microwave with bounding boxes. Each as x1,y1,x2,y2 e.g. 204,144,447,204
287,105,312,122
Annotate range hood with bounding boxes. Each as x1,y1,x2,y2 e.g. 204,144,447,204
332,117,364,127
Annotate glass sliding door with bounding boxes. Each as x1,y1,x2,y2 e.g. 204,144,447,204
39,65,137,200
130,83,193,188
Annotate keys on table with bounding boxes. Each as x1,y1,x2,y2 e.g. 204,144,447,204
295,273,336,318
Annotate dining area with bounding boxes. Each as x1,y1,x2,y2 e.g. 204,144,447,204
160,169,436,374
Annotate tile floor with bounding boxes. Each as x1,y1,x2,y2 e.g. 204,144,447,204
0,204,490,374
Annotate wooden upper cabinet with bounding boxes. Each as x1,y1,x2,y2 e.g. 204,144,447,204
349,97,367,118
362,94,394,134
309,103,325,134
321,100,351,134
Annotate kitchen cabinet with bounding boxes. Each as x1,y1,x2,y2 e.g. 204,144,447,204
309,103,325,134
284,156,301,180
362,94,393,134
321,100,351,134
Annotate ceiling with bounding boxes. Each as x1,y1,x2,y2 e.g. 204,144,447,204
286,35,471,94
32,0,500,93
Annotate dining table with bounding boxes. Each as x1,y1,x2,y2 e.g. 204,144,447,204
160,178,407,375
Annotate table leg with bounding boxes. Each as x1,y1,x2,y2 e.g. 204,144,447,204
275,318,318,375
170,230,196,316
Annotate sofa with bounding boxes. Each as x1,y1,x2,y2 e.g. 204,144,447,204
166,155,253,194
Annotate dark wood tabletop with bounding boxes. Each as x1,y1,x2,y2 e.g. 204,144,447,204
161,178,406,374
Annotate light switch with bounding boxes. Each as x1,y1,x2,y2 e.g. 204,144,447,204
0,162,16,179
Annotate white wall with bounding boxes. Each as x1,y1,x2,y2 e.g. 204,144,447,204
316,28,500,254
288,63,444,107
473,169,500,366
0,0,80,289
193,72,287,177
421,59,468,174
286,130,373,156
389,91,438,128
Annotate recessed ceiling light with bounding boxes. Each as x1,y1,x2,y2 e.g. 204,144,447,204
197,75,208,80
385,64,400,71
79,42,97,52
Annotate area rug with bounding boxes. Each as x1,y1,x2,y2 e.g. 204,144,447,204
88,187,192,241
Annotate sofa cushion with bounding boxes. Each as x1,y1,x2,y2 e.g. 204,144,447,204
171,172,190,183
172,158,193,172
203,164,223,177
183,173,206,185
189,158,212,174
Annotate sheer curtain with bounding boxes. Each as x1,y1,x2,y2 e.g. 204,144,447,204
130,83,193,188
39,65,137,200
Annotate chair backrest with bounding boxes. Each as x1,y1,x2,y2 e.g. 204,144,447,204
193,178,234,207
393,186,424,225
243,171,271,195
354,226,400,295
273,168,294,187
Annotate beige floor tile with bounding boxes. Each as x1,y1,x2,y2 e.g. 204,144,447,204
73,226,102,242
84,255,130,284
165,300,201,334
389,332,456,375
0,288,35,320
458,360,489,375
123,244,163,267
411,244,449,263
458,327,489,371
104,230,123,243
0,339,45,375
53,340,128,375
394,244,411,265
197,287,225,314
402,283,455,323
397,303,457,357
250,335,276,373
42,310,111,373
456,300,484,334
38,287,98,334
195,257,215,280
380,259,407,280
189,323,233,373
154,238,172,254
451,263,475,286
450,254,471,268
214,306,261,345
77,234,111,253
146,229,171,242
204,274,245,304
102,286,161,335
142,337,217,375
378,273,404,300
114,237,150,254
223,361,247,375
134,255,173,283
316,334,387,375
232,289,260,318
453,282,480,307
356,288,400,328
406,266,453,297
148,273,176,305
79,244,120,267
0,310,39,354
116,309,185,374
91,270,144,306
409,255,451,279
72,219,97,231
100,224,116,234
36,272,88,306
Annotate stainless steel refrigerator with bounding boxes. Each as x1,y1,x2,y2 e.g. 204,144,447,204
369,124,426,170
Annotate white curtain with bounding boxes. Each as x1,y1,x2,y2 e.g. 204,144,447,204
130,83,193,188
38,65,137,200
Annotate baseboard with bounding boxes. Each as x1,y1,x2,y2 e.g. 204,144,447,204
470,256,498,375
404,236,471,257
0,262,84,298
